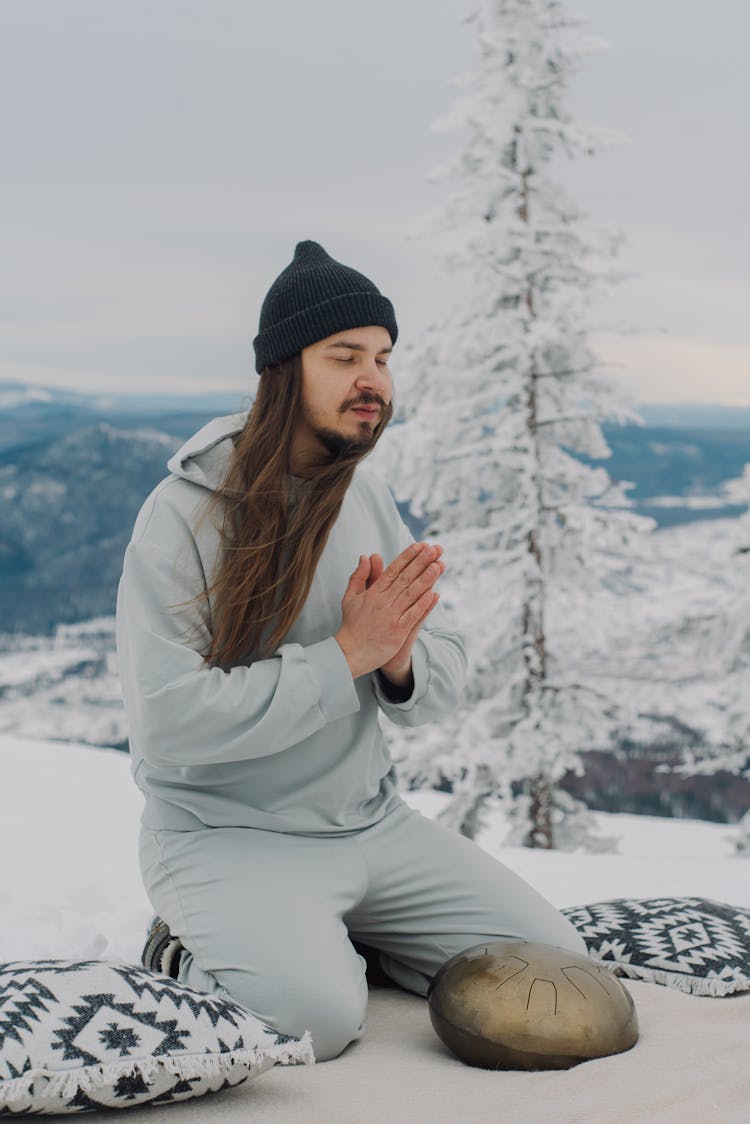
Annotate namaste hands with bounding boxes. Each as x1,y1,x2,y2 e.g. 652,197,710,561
335,541,445,683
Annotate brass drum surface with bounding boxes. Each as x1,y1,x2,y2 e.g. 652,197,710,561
428,939,639,1070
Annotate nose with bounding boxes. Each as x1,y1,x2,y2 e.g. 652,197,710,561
354,358,390,396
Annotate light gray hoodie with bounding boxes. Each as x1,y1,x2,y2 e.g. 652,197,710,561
116,414,467,836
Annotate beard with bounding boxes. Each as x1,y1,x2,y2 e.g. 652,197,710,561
311,421,379,460
306,394,393,462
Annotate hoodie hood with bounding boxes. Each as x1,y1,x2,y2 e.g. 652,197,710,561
166,413,246,492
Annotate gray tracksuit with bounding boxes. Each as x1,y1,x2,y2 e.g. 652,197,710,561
116,413,467,836
117,415,586,1062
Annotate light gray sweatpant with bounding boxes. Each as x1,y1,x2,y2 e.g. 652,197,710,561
138,798,586,1062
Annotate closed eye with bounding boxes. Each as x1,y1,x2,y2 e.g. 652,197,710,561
334,356,389,367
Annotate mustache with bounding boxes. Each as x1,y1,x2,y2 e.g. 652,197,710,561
339,393,389,415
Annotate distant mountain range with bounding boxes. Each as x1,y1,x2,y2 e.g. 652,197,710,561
0,424,185,634
580,424,750,528
639,403,750,429
0,380,246,457
1,380,749,634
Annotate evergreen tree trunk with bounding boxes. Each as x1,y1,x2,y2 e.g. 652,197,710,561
524,772,554,849
519,162,554,848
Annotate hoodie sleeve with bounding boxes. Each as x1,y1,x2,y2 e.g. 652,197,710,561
116,537,361,769
368,481,468,726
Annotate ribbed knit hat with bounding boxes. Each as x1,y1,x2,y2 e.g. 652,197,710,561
253,240,398,373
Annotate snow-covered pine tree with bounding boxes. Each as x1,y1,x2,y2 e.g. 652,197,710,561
376,0,654,847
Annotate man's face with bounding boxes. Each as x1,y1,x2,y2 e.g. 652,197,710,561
294,325,393,466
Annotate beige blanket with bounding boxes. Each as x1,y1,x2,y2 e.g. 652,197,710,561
80,978,749,1124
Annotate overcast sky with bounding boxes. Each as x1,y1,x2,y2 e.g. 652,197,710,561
1,0,748,405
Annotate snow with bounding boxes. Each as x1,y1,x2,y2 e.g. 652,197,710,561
0,385,54,409
2,734,747,970
2,737,146,964
0,647,97,689
0,621,127,748
97,422,179,448
644,494,741,510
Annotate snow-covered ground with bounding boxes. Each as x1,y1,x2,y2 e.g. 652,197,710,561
2,735,747,966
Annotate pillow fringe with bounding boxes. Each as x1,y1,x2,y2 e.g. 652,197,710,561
0,1031,315,1109
596,960,743,997
0,1073,36,1108
261,1029,315,1066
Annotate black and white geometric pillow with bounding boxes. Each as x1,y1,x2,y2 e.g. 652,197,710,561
562,898,750,997
0,960,314,1115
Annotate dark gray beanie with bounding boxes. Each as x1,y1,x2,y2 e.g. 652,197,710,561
253,240,398,373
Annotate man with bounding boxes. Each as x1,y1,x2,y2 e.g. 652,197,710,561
116,240,586,1063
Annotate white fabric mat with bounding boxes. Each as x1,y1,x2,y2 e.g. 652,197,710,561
78,979,750,1124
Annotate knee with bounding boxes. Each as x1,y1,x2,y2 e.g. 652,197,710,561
219,964,368,1064
292,976,368,1062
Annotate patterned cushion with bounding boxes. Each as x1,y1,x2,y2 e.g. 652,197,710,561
0,960,314,1115
562,897,750,997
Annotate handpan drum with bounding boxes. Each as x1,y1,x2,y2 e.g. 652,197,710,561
428,940,639,1070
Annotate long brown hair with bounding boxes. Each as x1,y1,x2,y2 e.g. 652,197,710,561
203,353,393,666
